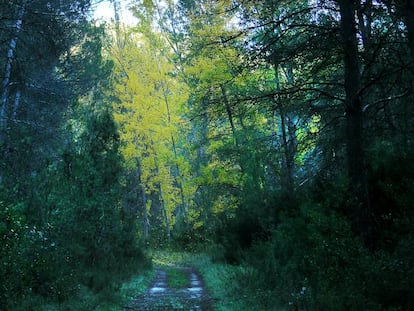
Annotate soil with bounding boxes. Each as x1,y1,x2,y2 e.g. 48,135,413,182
123,267,214,311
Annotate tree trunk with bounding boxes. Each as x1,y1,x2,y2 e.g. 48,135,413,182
142,189,149,241
159,187,171,240
163,91,187,227
112,0,123,48
12,89,22,120
171,133,188,226
339,0,364,187
137,159,149,240
273,62,296,197
284,63,297,194
357,0,372,50
403,0,414,66
199,96,209,163
220,85,238,146
154,156,171,240
122,170,140,238
1,1,26,132
338,0,372,246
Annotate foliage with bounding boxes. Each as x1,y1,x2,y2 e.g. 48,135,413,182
109,20,194,243
1,0,414,310
0,2,150,309
165,267,189,289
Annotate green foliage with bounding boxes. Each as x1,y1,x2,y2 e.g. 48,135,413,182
118,271,156,305
0,201,30,308
217,175,414,310
0,0,154,310
0,199,78,309
0,105,151,310
1,0,414,310
56,105,148,289
166,268,189,289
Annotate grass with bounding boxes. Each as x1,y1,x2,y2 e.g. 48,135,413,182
165,267,189,288
149,250,253,310
38,268,156,311
39,248,284,311
117,269,156,307
148,249,286,311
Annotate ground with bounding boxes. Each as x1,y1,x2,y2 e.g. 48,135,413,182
123,266,214,311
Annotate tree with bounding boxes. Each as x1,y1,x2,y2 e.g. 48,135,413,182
0,0,94,200
170,0,414,309
57,104,130,290
109,17,193,242
337,0,371,242
0,1,150,308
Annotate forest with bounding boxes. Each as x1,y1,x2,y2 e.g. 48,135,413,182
0,0,413,310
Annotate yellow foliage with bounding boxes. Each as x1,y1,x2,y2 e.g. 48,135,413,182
107,25,193,231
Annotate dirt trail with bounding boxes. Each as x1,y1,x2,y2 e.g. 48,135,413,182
124,267,214,310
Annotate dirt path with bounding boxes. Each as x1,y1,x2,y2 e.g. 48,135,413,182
124,267,214,310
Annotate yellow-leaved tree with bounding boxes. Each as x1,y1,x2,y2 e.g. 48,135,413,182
107,14,193,241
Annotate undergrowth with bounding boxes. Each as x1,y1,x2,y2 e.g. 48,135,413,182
150,249,285,311
32,259,154,311
165,267,189,288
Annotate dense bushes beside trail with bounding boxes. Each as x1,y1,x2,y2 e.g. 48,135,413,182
0,183,150,311
0,111,151,310
215,152,414,311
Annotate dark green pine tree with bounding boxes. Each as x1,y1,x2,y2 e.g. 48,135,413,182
58,107,126,290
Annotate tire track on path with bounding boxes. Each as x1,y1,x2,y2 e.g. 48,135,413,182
124,267,214,310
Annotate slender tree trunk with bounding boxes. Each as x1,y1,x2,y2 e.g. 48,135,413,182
192,96,209,175
403,0,414,66
142,188,149,241
273,62,296,197
112,0,123,48
338,0,372,246
171,134,187,223
220,85,238,146
122,170,140,237
1,1,26,132
339,0,363,183
159,186,171,240
339,0,364,185
0,2,26,183
12,89,21,120
199,96,209,162
162,91,187,227
153,155,171,240
284,63,297,194
221,84,248,176
137,159,149,240
357,0,372,50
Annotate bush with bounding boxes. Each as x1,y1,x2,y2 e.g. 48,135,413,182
225,203,373,310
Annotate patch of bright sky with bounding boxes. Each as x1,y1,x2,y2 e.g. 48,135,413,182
92,0,137,26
